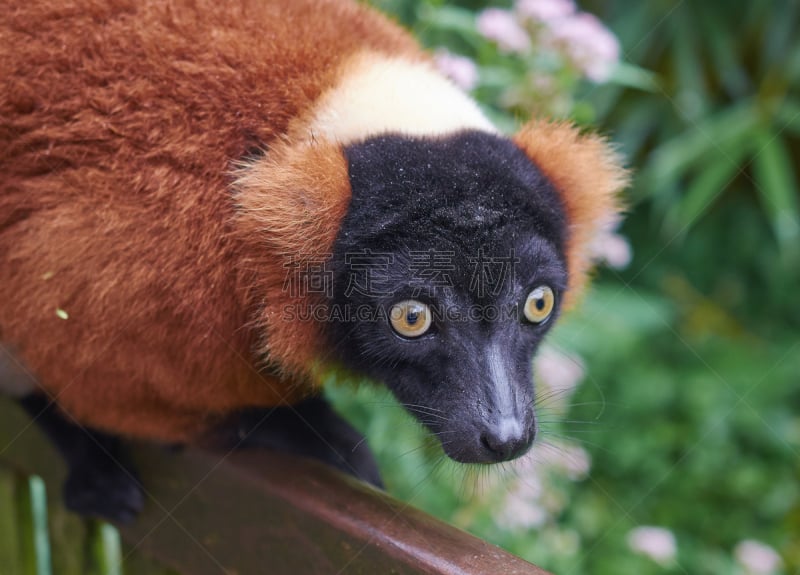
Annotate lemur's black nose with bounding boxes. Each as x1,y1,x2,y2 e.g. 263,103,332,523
479,418,535,461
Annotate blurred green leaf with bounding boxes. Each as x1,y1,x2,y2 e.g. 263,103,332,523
752,131,800,248
671,9,710,121
645,102,759,187
665,139,750,235
416,4,477,36
776,99,800,138
606,62,659,92
697,4,750,98
476,65,521,90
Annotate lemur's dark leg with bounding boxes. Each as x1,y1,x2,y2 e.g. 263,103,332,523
209,396,383,488
18,394,144,524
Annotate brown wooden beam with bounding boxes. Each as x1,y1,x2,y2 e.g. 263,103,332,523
0,398,550,575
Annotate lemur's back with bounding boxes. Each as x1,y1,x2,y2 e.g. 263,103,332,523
0,0,420,440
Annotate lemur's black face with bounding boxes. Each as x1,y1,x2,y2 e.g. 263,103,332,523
329,131,568,463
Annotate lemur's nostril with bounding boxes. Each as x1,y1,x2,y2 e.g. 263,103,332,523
480,419,534,461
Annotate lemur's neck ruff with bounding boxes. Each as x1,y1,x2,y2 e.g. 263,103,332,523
300,53,497,144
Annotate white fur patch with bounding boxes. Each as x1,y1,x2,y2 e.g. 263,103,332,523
487,341,519,421
305,53,497,144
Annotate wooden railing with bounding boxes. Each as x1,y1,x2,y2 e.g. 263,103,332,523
0,398,550,575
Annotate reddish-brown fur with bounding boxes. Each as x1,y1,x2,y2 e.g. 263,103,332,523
232,140,352,382
1,0,419,441
1,0,623,443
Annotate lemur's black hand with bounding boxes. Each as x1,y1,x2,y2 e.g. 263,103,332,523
209,397,383,488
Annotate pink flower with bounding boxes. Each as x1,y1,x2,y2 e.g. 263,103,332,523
590,231,632,269
548,12,620,82
535,345,585,396
516,0,575,24
495,478,547,529
627,526,677,565
476,9,531,54
548,442,591,480
434,50,479,92
734,540,782,575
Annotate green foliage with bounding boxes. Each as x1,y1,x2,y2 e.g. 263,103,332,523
584,0,800,320
557,285,798,574
332,1,800,573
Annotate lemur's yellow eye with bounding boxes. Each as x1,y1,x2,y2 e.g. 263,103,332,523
524,286,555,324
389,300,432,338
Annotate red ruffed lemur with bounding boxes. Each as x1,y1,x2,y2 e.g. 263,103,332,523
1,0,626,523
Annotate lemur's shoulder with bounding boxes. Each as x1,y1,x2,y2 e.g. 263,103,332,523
0,0,422,440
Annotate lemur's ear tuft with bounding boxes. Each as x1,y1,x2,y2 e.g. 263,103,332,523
233,139,351,257
513,120,629,308
232,139,351,380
